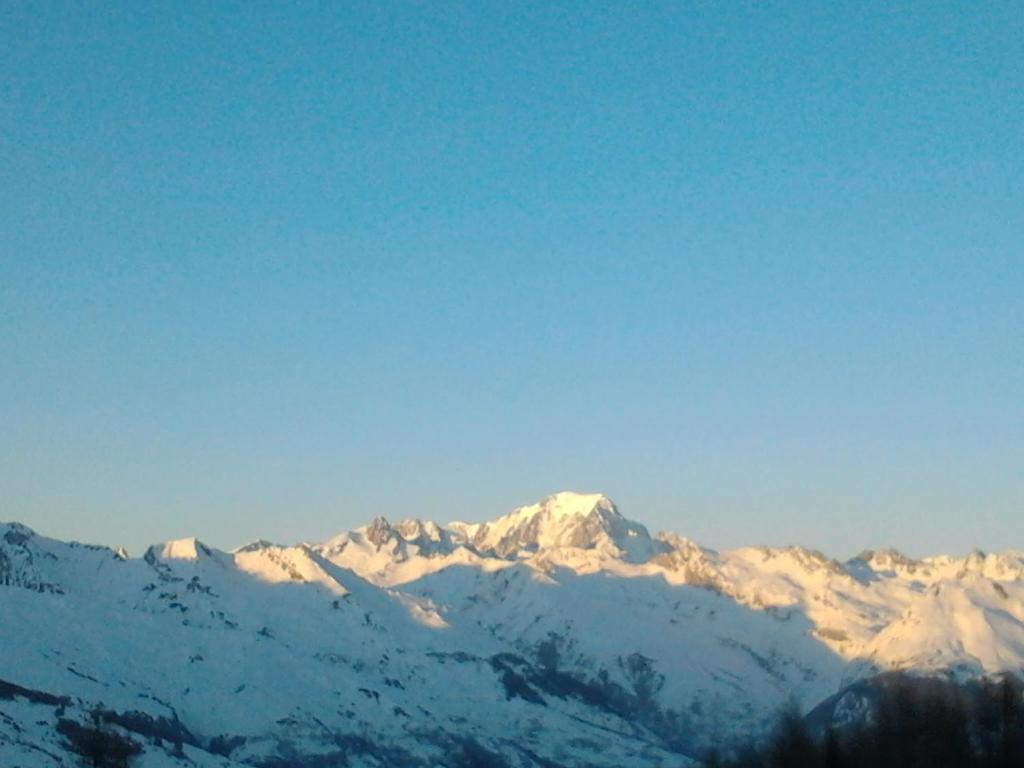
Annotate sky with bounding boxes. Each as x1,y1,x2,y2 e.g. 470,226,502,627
1,2,1022,558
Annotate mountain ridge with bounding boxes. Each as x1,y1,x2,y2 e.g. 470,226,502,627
2,492,1023,767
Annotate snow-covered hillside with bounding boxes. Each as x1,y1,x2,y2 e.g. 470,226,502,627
2,492,1023,767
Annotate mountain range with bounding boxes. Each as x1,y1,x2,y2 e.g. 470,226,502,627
2,491,1023,767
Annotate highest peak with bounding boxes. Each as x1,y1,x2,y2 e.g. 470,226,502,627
469,492,658,562
510,491,618,522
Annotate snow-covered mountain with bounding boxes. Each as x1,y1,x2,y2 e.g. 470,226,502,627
2,491,1023,767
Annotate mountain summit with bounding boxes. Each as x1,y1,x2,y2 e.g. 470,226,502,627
450,491,661,562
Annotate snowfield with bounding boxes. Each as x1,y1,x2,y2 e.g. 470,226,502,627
2,492,1023,766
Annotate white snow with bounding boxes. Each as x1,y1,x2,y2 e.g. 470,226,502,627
1,493,1022,767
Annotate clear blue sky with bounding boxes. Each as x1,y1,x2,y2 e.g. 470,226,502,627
2,2,1021,558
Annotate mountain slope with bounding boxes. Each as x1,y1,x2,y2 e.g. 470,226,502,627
2,492,1023,767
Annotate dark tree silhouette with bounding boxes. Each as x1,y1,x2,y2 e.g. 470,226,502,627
712,672,1024,768
768,704,819,768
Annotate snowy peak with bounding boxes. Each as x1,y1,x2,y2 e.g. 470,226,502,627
843,549,1024,584
848,548,923,579
320,515,461,559
1,522,123,595
0,522,52,592
2,521,36,546
465,491,660,562
952,550,1024,581
364,516,396,547
515,491,618,521
314,491,672,576
150,537,214,562
232,542,352,595
233,539,280,553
